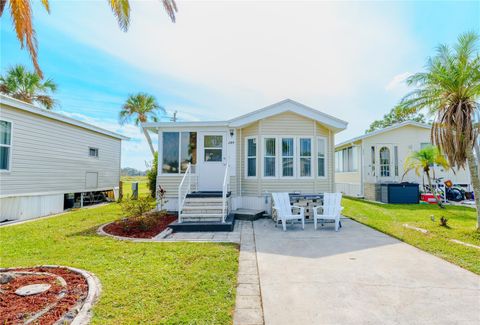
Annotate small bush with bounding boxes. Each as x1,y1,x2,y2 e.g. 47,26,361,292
121,196,155,218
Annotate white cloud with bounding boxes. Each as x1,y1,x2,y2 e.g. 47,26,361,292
385,72,411,91
40,1,415,118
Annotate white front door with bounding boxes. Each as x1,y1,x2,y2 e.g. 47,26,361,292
197,132,227,191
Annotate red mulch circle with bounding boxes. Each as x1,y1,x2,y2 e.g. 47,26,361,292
0,267,88,325
103,213,177,238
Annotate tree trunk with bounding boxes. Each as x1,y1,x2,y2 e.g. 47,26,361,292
466,147,480,231
426,170,444,208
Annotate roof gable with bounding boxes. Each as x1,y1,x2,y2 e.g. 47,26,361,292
228,99,348,132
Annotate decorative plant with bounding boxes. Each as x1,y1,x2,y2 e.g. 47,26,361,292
439,216,449,228
156,185,168,212
402,145,449,207
120,195,155,218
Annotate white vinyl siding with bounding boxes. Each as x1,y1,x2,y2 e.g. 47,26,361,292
0,104,121,197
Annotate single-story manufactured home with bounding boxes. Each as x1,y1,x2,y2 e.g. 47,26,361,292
334,121,471,200
0,95,128,222
143,99,348,226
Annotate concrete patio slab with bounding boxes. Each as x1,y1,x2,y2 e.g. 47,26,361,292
253,218,480,325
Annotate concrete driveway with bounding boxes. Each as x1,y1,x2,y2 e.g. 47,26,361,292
253,218,480,325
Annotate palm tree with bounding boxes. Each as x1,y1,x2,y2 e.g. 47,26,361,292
119,93,165,155
399,32,480,230
0,65,57,109
0,0,177,78
403,146,450,207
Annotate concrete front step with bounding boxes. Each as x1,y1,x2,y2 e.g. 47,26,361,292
184,198,224,204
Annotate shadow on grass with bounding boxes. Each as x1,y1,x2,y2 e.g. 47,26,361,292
66,224,106,238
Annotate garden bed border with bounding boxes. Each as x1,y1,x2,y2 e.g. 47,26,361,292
0,265,102,325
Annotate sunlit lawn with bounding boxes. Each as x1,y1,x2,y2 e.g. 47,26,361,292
121,175,150,197
0,203,239,324
343,197,480,274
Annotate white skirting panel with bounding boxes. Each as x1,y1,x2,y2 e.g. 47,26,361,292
335,182,362,197
0,194,64,221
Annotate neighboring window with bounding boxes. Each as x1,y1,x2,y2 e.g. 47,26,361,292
420,142,431,150
371,146,376,176
379,146,391,177
162,132,197,174
0,120,12,171
299,138,311,177
264,137,276,177
335,146,357,172
394,146,399,176
204,135,223,162
89,147,99,158
317,137,326,177
246,137,257,177
281,138,294,177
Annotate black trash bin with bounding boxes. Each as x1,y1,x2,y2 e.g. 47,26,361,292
380,183,419,204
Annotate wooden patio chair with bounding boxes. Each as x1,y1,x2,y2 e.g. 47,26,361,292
272,192,305,231
313,193,343,231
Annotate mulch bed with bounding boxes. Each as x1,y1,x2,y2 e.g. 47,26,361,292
103,212,177,238
0,267,88,325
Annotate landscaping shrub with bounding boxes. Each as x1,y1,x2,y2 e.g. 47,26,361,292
439,216,449,228
120,196,155,218
146,152,158,198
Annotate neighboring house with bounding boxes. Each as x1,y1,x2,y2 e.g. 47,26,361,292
143,99,348,218
0,95,128,221
334,121,471,199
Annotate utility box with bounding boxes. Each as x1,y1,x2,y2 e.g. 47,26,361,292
131,182,139,199
380,183,419,204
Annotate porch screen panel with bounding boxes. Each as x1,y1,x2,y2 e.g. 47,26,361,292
247,138,257,177
317,138,326,177
162,132,179,173
180,132,197,172
264,138,276,177
299,138,311,177
282,138,294,177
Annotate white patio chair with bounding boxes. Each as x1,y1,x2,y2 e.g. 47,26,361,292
313,193,343,231
272,193,305,231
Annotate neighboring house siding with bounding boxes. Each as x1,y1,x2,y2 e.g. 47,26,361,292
0,104,122,197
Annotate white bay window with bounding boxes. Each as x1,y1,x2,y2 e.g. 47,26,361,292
299,138,312,177
281,138,294,177
263,137,276,177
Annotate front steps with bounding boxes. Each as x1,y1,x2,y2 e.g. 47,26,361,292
171,191,235,232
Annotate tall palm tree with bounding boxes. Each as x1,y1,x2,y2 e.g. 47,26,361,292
119,93,165,155
399,32,480,230
0,64,57,109
403,146,450,207
0,0,177,78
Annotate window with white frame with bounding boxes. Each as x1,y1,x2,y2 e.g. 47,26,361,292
317,137,326,177
0,120,12,171
394,146,399,176
246,137,257,177
89,147,99,158
281,138,294,177
335,146,358,172
263,137,276,177
379,146,391,177
162,131,197,174
299,138,312,177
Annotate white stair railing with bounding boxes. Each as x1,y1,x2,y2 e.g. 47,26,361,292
178,163,193,223
222,164,229,223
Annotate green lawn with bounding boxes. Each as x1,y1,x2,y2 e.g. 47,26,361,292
0,203,239,324
343,197,480,274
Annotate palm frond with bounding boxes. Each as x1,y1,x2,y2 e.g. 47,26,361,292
161,0,177,22
108,0,131,31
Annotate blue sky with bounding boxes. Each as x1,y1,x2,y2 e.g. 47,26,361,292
1,0,479,170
